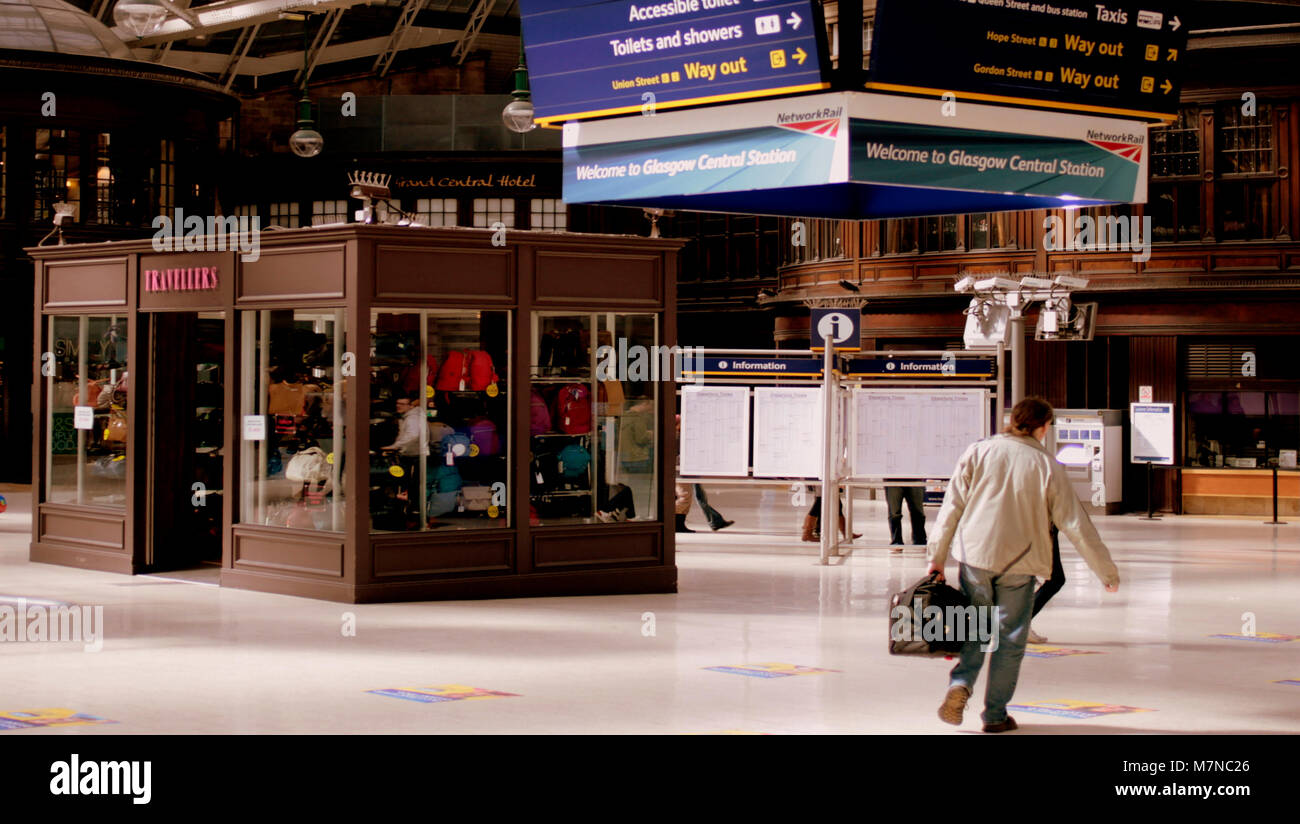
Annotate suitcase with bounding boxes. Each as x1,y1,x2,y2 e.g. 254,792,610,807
888,571,973,657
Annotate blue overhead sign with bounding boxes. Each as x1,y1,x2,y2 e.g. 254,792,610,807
810,308,861,352
519,0,829,126
846,358,997,378
679,356,823,379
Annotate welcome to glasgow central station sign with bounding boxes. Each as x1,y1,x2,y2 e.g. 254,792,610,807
520,0,1184,221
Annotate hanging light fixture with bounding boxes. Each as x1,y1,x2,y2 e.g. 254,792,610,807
289,16,324,158
113,0,170,38
502,45,536,134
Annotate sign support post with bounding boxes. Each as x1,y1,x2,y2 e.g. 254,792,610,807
808,300,864,564
1131,402,1175,522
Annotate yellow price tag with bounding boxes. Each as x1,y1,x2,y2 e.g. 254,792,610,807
388,465,405,478
469,444,480,457
326,452,334,464
426,385,434,398
487,505,500,519
486,383,499,398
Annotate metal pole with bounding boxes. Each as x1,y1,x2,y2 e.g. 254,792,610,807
1265,466,1288,525
1010,310,1025,406
819,338,834,565
995,342,1005,433
1139,462,1161,521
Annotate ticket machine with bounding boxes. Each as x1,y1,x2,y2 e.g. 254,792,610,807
1047,409,1125,515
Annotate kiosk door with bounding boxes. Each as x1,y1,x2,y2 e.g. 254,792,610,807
145,312,226,571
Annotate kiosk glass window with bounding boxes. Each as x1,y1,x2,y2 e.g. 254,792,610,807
46,315,129,508
369,310,511,532
530,312,658,525
239,310,346,531
1185,390,1299,468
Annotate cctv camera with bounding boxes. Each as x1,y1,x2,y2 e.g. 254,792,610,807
975,277,1021,292
1054,275,1090,289
1019,276,1055,289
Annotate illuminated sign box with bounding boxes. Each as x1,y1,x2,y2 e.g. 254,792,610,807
519,0,830,126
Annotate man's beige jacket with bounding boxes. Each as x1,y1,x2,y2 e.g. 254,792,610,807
927,433,1120,587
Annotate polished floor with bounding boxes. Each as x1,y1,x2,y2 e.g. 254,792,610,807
2,485,1297,734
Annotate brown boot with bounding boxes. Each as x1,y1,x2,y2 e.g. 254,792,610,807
838,513,862,540
801,515,817,542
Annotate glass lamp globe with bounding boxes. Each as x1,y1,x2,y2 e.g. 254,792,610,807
289,128,324,158
113,0,169,38
502,98,536,134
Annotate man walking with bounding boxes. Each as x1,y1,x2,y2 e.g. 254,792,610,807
927,398,1120,733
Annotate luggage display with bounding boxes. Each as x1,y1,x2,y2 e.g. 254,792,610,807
557,443,591,478
888,571,973,657
467,417,501,456
529,388,553,435
552,383,592,434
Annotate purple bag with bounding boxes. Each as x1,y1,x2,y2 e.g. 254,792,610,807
468,418,500,455
529,389,552,436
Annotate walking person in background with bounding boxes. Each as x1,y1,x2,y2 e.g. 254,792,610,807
928,398,1120,733
801,494,860,542
1027,525,1064,644
885,479,927,551
692,485,734,531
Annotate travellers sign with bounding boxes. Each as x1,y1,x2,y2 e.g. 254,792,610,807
869,0,1189,122
519,0,830,126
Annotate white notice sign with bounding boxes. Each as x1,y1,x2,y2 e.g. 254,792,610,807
752,388,823,478
680,386,750,477
243,414,267,441
73,406,94,430
1130,403,1174,465
851,389,988,479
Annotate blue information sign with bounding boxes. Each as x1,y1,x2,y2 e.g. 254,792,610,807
846,357,996,378
519,0,829,126
679,356,823,379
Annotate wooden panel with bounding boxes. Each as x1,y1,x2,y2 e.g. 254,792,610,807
39,507,126,551
916,263,960,280
232,530,345,577
238,244,346,302
534,529,661,567
1181,470,1299,498
535,251,661,304
1211,253,1283,272
372,536,513,577
876,266,914,281
374,245,513,301
44,258,128,308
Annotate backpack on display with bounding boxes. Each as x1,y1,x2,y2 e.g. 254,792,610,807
468,418,500,455
530,452,560,491
441,431,472,462
465,350,498,391
427,465,463,516
553,383,592,434
529,389,553,435
558,443,591,478
436,350,498,392
428,421,455,452
285,447,330,484
458,485,493,512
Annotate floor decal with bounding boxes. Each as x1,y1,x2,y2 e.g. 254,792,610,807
1007,700,1154,719
1024,645,1105,658
367,685,519,703
1273,679,1300,687
703,663,839,678
686,730,773,735
0,709,117,730
1208,632,1297,643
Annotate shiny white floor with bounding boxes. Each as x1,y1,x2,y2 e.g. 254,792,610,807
2,486,1297,734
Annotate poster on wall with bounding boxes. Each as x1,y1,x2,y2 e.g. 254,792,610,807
1130,402,1174,464
752,387,823,478
680,386,750,477
851,389,988,479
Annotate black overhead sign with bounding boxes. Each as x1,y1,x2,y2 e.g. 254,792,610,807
868,0,1189,122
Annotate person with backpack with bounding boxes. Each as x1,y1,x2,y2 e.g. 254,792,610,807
928,398,1120,733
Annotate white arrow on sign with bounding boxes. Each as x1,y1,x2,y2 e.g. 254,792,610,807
786,11,801,29
1169,15,1181,31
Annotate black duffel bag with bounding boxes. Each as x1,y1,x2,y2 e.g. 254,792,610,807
888,571,974,657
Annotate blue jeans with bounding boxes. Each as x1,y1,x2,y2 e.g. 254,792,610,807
948,563,1036,725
